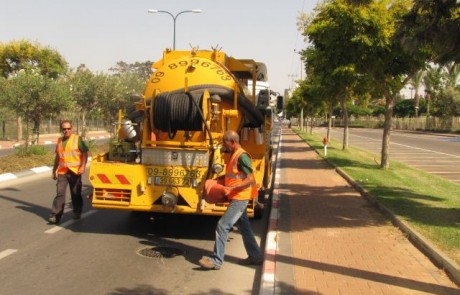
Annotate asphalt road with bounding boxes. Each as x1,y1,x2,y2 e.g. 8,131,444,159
0,172,268,295
316,127,460,184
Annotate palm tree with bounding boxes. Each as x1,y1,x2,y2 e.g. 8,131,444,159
410,69,425,117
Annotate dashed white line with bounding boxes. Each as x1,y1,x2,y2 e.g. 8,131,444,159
44,210,97,234
429,172,460,174
0,249,18,260
400,159,460,162
411,164,460,167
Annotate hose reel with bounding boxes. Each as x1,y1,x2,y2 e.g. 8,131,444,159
153,92,203,139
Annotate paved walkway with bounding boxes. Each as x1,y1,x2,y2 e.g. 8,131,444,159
266,128,459,295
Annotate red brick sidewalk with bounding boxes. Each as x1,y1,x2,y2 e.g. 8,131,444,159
273,128,459,294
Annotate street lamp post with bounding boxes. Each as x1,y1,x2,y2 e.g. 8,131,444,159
288,74,297,90
148,9,202,50
294,49,303,80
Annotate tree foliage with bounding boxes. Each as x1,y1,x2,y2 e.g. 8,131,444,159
67,67,119,137
399,0,460,63
394,98,416,117
0,40,70,144
0,40,67,78
109,60,153,81
299,0,430,168
0,71,72,144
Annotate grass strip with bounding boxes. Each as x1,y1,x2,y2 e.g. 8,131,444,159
294,128,460,265
0,143,108,175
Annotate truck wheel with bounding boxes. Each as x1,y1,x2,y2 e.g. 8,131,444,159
254,190,266,219
263,148,273,189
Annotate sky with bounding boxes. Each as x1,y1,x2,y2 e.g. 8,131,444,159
1,0,318,94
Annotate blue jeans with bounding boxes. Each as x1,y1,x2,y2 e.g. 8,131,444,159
210,199,262,267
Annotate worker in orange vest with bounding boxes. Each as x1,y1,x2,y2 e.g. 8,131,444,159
48,120,88,224
199,130,263,270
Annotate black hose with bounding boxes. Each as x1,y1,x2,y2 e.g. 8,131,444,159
187,85,264,127
150,85,264,137
185,92,216,179
153,92,202,138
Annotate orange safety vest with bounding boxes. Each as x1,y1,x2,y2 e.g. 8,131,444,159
56,134,82,175
224,148,255,200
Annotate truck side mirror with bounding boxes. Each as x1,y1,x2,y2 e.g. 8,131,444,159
276,96,283,110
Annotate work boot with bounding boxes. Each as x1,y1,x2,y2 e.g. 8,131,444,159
48,215,60,224
198,257,220,270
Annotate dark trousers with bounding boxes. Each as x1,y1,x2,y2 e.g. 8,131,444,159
50,171,83,218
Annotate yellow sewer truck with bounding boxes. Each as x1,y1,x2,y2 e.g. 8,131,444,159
89,49,274,218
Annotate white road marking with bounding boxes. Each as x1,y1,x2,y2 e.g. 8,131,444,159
411,164,460,167
429,172,460,174
31,166,52,173
0,249,18,260
44,210,97,234
349,133,460,158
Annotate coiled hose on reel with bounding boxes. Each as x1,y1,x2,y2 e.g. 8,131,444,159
153,92,203,138
150,85,264,138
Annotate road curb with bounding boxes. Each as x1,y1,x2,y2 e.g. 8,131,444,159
0,166,52,183
260,129,282,295
0,131,109,183
0,159,93,184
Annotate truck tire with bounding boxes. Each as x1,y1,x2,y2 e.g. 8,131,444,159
254,190,266,219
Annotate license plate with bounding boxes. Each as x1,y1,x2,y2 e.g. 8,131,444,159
154,176,193,187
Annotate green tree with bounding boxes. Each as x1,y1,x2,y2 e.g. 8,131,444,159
433,87,460,117
394,98,416,117
409,69,425,116
0,40,67,79
307,0,427,168
298,0,424,166
0,71,72,146
0,40,68,142
109,60,152,81
445,61,460,87
97,74,130,128
68,66,133,137
68,67,107,138
301,0,409,153
423,62,460,117
400,0,460,64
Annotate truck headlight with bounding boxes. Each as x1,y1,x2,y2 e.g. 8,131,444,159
212,164,224,174
161,187,179,208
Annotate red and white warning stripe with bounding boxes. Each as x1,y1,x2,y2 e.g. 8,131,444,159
260,132,282,295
